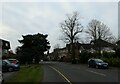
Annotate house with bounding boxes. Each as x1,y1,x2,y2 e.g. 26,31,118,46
0,39,11,58
50,39,116,62
90,39,116,53
52,47,68,61
80,44,94,53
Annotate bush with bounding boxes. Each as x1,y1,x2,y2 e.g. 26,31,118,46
2,54,17,59
101,57,120,67
102,52,116,58
79,52,93,63
64,57,71,62
115,49,120,58
79,51,120,67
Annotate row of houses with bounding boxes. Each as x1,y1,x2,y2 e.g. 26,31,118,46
49,39,120,62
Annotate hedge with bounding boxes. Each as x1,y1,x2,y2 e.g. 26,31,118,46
101,57,120,67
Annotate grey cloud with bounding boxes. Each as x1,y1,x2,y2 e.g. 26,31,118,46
1,2,118,52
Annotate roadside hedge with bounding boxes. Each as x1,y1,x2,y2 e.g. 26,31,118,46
101,57,120,67
79,52,120,67
79,52,93,63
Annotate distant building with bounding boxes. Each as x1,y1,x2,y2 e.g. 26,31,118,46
50,39,116,62
52,47,68,61
0,39,11,58
90,39,116,53
49,52,54,61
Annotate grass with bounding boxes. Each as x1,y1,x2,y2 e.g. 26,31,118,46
5,64,43,84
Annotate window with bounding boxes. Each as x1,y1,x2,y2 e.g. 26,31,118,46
5,43,8,47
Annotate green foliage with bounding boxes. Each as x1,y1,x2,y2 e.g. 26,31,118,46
2,54,17,59
101,57,120,67
6,64,43,83
79,51,103,63
79,52,93,63
102,52,116,58
64,57,71,62
16,33,50,64
115,49,120,58
79,51,120,67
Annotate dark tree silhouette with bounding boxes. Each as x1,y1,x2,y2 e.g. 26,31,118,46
17,33,50,64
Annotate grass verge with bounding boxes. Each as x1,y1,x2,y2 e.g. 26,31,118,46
4,64,43,84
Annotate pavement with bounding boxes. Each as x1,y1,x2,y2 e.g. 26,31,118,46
3,71,15,81
41,61,119,84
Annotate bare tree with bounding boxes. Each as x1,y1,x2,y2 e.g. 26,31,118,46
86,19,116,56
86,19,114,42
60,12,83,63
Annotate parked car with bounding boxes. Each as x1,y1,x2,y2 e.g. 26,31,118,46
88,58,109,69
7,59,19,64
2,60,20,72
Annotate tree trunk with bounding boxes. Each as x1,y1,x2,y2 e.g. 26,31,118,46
71,43,76,64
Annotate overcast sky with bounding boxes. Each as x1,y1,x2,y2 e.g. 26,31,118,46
0,1,118,53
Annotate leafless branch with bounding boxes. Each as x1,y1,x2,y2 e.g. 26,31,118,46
60,11,83,44
86,19,114,42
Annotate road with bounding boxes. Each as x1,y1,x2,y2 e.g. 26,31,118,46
41,61,119,84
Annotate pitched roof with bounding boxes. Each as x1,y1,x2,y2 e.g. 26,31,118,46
90,39,115,48
80,44,92,49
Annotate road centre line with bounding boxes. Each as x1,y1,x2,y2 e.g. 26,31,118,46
49,65,72,84
86,69,106,77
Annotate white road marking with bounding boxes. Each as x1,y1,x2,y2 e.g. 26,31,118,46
49,66,72,84
86,69,106,77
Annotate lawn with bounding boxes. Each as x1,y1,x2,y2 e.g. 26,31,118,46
4,64,43,84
